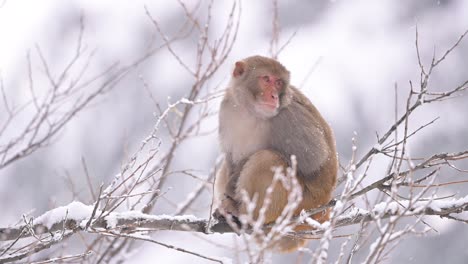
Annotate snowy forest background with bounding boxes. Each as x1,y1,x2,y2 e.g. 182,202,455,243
1,0,468,263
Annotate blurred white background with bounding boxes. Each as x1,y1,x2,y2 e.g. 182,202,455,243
1,0,468,263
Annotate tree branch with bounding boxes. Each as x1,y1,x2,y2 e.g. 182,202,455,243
1,197,467,244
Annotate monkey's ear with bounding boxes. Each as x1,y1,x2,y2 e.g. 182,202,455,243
233,61,246,78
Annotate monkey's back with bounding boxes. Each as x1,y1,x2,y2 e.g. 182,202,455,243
269,86,337,195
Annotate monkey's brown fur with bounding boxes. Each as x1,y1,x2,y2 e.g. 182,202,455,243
214,56,337,252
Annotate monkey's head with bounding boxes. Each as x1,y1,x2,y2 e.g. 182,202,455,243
230,55,291,119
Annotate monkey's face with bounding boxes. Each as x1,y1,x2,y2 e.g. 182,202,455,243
231,57,290,119
251,72,285,118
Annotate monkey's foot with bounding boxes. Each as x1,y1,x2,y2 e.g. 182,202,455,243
213,195,241,227
213,208,242,229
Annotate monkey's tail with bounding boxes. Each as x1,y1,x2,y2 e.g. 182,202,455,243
273,236,308,253
269,222,325,252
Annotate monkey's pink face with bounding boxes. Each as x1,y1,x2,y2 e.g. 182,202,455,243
254,74,284,118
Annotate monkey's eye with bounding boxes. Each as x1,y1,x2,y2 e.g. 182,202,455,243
275,79,283,88
262,75,271,83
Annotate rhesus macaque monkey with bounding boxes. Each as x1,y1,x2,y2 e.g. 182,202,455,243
214,55,337,252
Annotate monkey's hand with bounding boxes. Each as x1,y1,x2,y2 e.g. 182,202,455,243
213,195,240,223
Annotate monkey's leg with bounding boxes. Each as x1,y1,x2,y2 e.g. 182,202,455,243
236,150,308,252
236,150,289,224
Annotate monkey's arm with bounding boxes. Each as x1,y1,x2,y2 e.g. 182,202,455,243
214,158,239,217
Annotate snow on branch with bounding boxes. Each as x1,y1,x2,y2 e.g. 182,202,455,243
334,196,468,228
1,196,467,243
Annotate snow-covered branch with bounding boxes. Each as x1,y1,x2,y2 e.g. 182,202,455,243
2,195,467,244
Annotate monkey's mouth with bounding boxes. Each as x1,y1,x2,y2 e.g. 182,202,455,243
259,102,279,110
255,103,279,118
